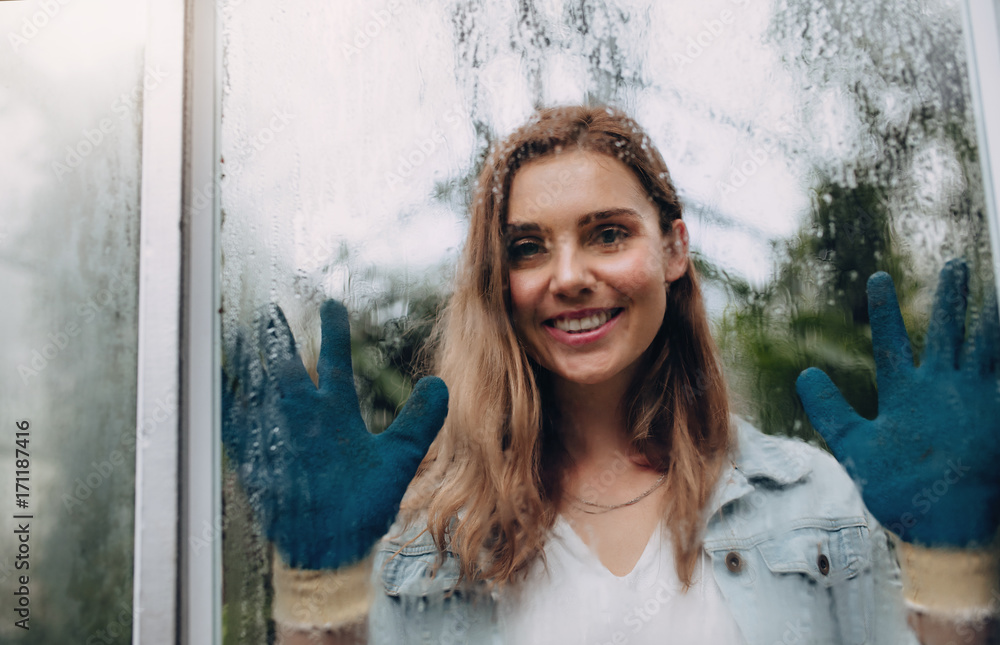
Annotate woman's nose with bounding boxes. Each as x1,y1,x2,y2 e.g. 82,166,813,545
549,247,595,296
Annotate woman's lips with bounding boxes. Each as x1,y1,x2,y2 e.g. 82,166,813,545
543,308,623,346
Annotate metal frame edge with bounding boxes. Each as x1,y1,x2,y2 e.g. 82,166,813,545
180,0,221,640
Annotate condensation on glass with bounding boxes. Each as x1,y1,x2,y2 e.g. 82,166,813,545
218,0,995,640
0,1,146,643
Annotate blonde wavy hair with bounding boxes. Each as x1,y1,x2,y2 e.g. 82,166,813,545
399,105,733,589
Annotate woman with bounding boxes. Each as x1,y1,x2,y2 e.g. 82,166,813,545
226,106,999,644
386,105,739,640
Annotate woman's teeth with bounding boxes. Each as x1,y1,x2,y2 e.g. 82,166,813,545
552,310,614,333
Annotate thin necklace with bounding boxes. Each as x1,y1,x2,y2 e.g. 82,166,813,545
567,473,667,515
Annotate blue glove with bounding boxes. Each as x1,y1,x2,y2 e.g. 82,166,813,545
222,300,448,569
797,259,1000,548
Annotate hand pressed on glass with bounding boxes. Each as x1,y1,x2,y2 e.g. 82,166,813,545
222,300,448,570
798,259,1000,548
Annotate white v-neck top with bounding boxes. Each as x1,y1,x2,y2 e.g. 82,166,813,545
497,516,748,644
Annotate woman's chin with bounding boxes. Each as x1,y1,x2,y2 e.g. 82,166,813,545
545,360,635,389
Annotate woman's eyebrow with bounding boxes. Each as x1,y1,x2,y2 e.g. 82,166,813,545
578,208,642,226
505,208,641,236
505,222,543,235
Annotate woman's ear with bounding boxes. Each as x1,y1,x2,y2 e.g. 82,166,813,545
662,219,689,283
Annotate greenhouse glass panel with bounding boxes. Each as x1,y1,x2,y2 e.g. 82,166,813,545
218,1,997,642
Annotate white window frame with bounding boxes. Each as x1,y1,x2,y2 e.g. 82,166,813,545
132,0,219,642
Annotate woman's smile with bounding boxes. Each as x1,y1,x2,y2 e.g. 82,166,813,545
544,307,623,346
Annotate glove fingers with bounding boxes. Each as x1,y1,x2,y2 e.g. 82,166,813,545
253,305,317,455
257,303,310,385
313,301,366,425
867,272,914,390
221,325,257,458
796,367,866,456
924,259,968,371
316,300,357,390
379,376,449,472
221,324,280,526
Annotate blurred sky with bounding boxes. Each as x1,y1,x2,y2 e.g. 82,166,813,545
218,0,837,313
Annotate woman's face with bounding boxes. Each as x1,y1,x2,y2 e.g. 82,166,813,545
505,149,689,390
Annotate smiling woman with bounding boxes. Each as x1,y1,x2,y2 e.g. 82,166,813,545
405,107,732,598
394,106,741,643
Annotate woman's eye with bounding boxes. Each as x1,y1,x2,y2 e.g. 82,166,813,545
596,227,627,245
509,240,543,261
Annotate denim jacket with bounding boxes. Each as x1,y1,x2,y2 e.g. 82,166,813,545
368,419,919,644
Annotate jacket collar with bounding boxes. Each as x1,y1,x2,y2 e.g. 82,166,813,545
707,417,815,515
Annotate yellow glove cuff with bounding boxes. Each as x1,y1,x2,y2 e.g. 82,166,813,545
271,551,373,631
895,538,999,620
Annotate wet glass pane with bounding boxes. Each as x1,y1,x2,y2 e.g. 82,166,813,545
219,0,996,641
0,1,146,642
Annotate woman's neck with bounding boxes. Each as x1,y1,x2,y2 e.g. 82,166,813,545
551,374,643,468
